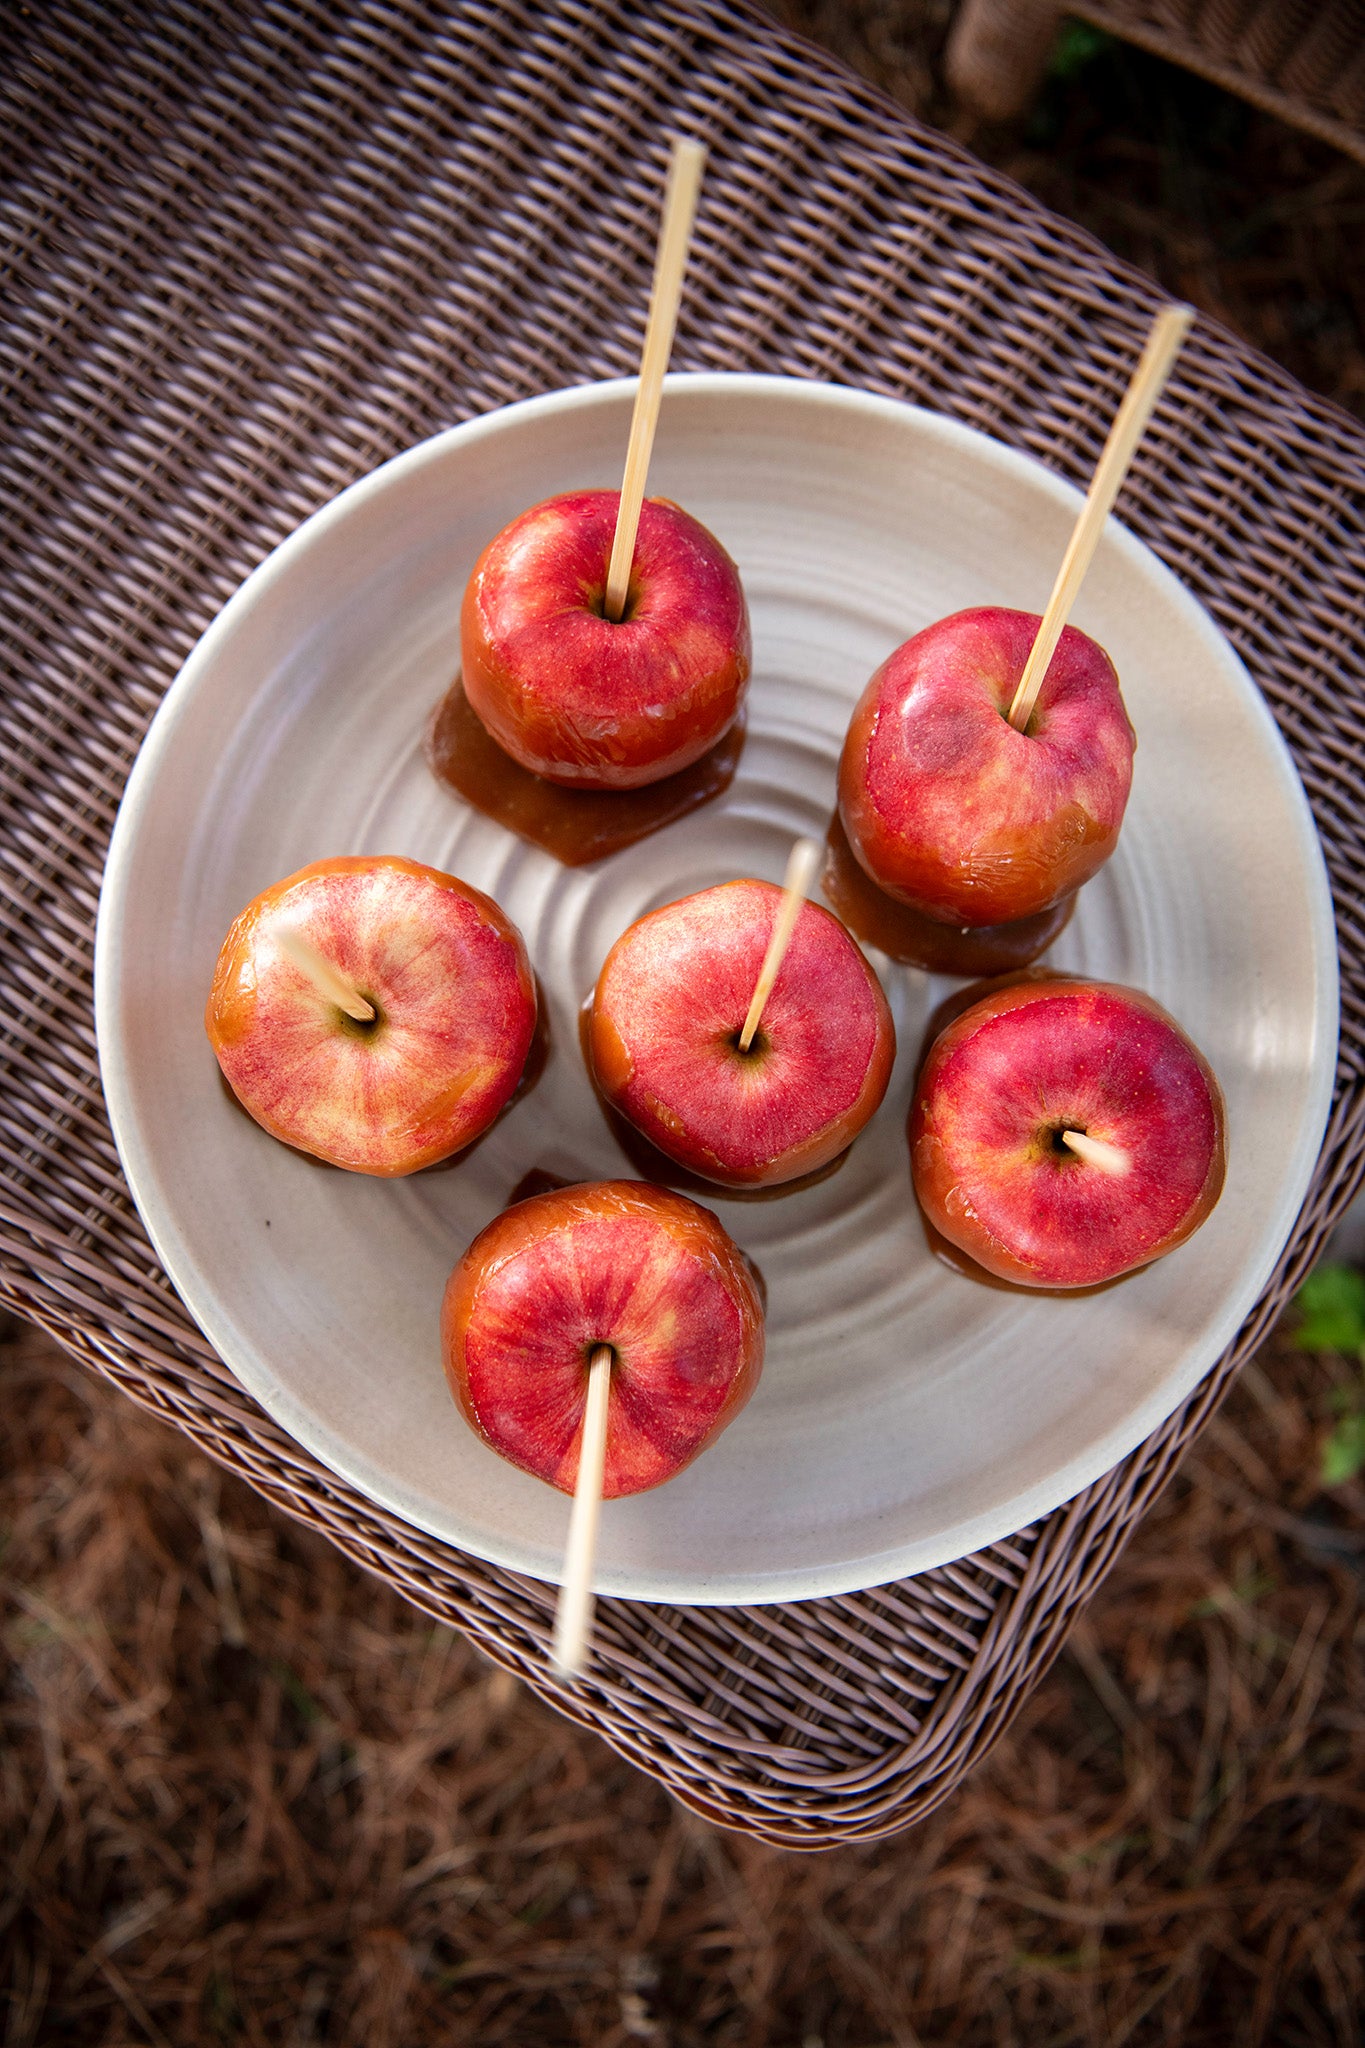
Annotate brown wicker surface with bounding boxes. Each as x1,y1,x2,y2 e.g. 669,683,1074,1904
2,0,1364,1850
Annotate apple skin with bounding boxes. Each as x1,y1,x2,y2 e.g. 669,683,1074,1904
442,1180,765,1497
910,977,1226,1289
461,489,751,790
206,854,537,1176
588,879,895,1189
839,607,1135,926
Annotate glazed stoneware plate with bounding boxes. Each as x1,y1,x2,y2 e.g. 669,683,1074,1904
95,374,1338,1604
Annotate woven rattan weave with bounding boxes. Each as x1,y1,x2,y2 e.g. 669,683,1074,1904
3,0,1364,1848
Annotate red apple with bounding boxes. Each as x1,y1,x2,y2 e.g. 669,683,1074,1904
588,879,895,1189
460,489,751,789
839,607,1135,926
910,977,1226,1289
442,1180,765,1496
206,854,537,1176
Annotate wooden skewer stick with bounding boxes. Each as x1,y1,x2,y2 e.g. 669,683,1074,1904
738,837,823,1054
1060,1129,1130,1176
602,138,707,623
276,927,375,1023
1007,303,1194,735
551,1343,614,1681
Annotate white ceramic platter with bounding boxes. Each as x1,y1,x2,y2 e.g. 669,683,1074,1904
95,374,1338,1604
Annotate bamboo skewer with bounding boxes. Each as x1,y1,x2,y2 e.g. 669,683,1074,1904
1007,304,1194,735
551,1343,614,1681
738,838,823,1054
603,138,707,623
276,927,375,1023
1060,1129,1130,1177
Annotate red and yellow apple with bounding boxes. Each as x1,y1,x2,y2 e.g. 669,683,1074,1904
839,607,1135,926
588,879,895,1190
910,976,1226,1289
442,1180,765,1496
461,489,751,789
206,854,537,1175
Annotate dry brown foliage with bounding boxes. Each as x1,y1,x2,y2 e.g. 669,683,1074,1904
3,1312,1362,2046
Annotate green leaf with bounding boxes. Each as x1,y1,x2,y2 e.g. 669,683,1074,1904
1322,1413,1365,1487
1047,22,1111,82
271,1659,324,1725
1295,1264,1365,1355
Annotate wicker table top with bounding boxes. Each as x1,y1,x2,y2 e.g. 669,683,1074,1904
3,0,1364,1848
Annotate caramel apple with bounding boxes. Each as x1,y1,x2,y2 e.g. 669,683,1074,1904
837,311,1195,945
206,854,536,1176
441,1180,765,1497
460,489,751,791
910,977,1226,1289
839,606,1135,929
588,877,895,1190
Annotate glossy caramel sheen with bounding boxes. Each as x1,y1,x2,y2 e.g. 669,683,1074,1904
205,855,537,1176
910,977,1226,1289
426,676,744,866
589,880,896,1189
821,811,1076,976
441,1180,765,1497
839,607,1134,926
461,489,751,790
